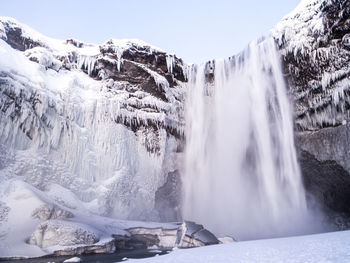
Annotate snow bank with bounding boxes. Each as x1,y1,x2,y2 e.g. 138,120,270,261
64,257,82,262
127,230,350,263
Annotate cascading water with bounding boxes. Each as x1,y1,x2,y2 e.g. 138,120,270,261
183,37,320,240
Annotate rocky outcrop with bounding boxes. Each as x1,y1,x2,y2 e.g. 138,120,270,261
295,124,350,219
114,221,219,250
1,0,350,257
29,220,100,248
0,18,221,258
53,240,116,256
0,16,186,226
275,0,350,131
26,218,218,257
31,204,74,220
296,123,350,174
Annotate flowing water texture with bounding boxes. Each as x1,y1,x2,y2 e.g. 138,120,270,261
183,38,320,240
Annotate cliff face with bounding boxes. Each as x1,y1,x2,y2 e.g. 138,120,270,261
1,0,350,257
274,0,350,131
273,0,350,222
0,17,187,223
0,17,200,258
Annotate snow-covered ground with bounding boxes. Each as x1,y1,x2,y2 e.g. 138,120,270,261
128,230,350,263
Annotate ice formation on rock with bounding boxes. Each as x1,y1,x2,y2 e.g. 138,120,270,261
0,16,194,258
0,16,187,221
0,0,347,256
273,0,350,130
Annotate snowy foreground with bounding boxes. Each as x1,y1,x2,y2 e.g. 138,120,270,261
128,231,350,263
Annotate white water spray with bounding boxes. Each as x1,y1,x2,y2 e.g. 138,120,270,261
183,38,319,240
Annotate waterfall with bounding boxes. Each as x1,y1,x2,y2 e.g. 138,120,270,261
183,38,319,240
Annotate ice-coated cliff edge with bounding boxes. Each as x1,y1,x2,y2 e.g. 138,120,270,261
272,0,350,226
0,16,209,258
273,0,350,131
0,16,187,221
1,0,350,258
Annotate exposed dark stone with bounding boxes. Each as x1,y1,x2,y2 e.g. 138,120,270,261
298,149,350,215
114,234,160,250
294,121,350,220
204,60,215,83
53,239,116,256
66,39,84,48
2,26,42,51
184,221,219,245
99,42,186,85
113,223,219,250
295,123,350,173
91,57,169,102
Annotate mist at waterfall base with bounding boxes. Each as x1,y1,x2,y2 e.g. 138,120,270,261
183,38,324,241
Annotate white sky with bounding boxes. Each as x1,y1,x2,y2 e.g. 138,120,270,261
1,0,301,63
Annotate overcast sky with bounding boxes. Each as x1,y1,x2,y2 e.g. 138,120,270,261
1,0,300,63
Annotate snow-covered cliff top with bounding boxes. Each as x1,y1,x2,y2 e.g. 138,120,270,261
273,0,325,55
272,0,350,131
0,16,164,56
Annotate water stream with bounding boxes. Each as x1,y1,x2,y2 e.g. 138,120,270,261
183,38,320,240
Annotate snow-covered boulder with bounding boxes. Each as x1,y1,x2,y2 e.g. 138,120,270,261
63,256,82,262
0,171,219,258
28,220,100,248
114,221,219,250
31,204,74,220
218,236,235,244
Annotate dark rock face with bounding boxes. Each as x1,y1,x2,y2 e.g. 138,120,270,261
297,148,350,215
1,23,42,51
113,222,219,250
293,120,350,226
183,221,219,246
297,148,350,229
296,123,350,173
275,0,350,222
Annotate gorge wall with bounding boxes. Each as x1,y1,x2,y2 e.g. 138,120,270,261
273,0,350,226
0,17,186,222
1,0,350,257
0,17,192,257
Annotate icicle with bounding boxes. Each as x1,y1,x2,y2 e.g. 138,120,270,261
166,54,175,74
78,55,97,76
116,48,124,71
